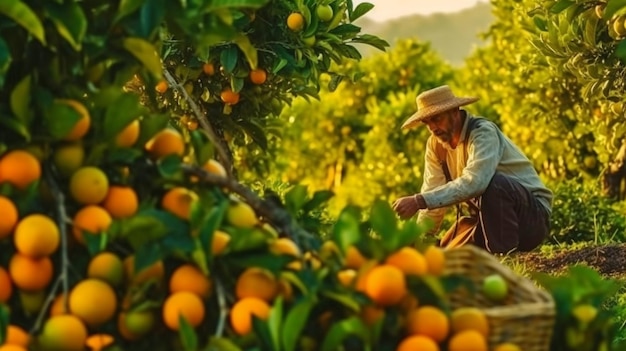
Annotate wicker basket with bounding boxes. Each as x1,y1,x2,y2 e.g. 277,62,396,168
443,245,555,351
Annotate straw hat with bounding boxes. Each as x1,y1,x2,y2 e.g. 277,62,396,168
401,85,479,129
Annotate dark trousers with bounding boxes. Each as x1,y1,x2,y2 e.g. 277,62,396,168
471,173,550,254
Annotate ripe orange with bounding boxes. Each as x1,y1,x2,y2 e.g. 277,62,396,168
85,333,115,351
87,252,124,286
101,185,139,218
72,205,112,244
145,128,185,159
14,214,60,258
69,279,117,327
287,12,305,31
203,159,227,177
123,256,165,285
56,99,91,141
396,335,440,351
211,230,231,255
49,294,68,316
169,264,212,298
337,269,357,287
385,247,428,276
162,291,206,330
450,307,489,338
0,195,18,238
115,119,141,148
5,325,30,347
230,297,271,335
493,343,522,351
249,68,267,85
155,80,168,93
405,306,450,342
38,314,88,351
344,245,367,269
448,330,488,351
161,187,198,220
270,237,301,257
363,264,407,306
69,166,109,205
424,245,446,275
0,266,12,302
202,62,215,75
0,150,41,190
9,253,53,291
0,345,27,351
235,267,279,302
220,88,240,105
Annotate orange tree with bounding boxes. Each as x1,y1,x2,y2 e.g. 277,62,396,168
270,39,454,215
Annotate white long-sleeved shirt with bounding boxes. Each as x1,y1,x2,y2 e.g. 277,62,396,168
416,111,553,233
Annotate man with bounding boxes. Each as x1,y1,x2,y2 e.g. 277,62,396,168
392,85,552,254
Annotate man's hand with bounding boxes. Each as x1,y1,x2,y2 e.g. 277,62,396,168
392,194,426,220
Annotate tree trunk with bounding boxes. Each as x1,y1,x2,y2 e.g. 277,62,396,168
602,141,626,200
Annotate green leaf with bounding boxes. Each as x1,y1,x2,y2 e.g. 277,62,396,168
321,290,361,312
10,74,32,123
368,199,397,241
320,316,370,351
604,0,626,19
43,99,82,139
220,45,239,74
103,93,143,140
139,0,165,38
0,114,30,141
332,205,362,254
329,23,361,37
272,58,288,74
302,190,334,213
178,315,198,351
115,0,146,22
134,240,163,273
0,1,46,45
350,2,374,22
350,34,389,51
122,37,162,78
0,38,12,89
268,297,283,350
207,0,269,10
119,214,168,250
233,33,257,69
549,0,575,14
45,1,87,51
136,114,170,147
199,201,229,259
282,298,315,351
206,337,243,351
614,40,626,63
238,120,268,150
157,154,183,178
285,185,308,215
0,304,8,343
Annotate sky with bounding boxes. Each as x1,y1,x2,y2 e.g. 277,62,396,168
353,0,489,22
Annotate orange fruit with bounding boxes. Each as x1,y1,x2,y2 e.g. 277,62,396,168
4,325,30,347
450,307,489,338
115,119,141,148
13,214,60,258
69,279,117,327
337,269,357,287
169,264,212,298
360,305,384,326
249,68,267,85
56,99,91,141
101,185,139,218
287,12,305,31
85,333,115,351
0,266,12,302
363,264,407,306
145,128,185,159
118,310,155,340
123,256,165,285
49,294,68,316
162,291,206,330
493,343,522,351
396,335,440,351
424,245,446,275
0,195,18,238
87,252,124,286
0,150,41,190
38,314,88,351
161,187,198,220
211,230,231,255
202,63,215,75
226,200,258,228
448,330,488,351
9,253,53,291
270,237,301,257
405,306,450,342
344,245,367,269
230,297,271,335
235,267,279,302
385,247,428,276
203,159,227,177
72,205,112,244
220,88,240,105
155,80,168,93
52,142,85,177
0,345,27,351
69,166,109,205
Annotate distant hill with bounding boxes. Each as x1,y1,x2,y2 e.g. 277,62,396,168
354,2,494,66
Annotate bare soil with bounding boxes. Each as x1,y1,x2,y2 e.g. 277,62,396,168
512,243,626,278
